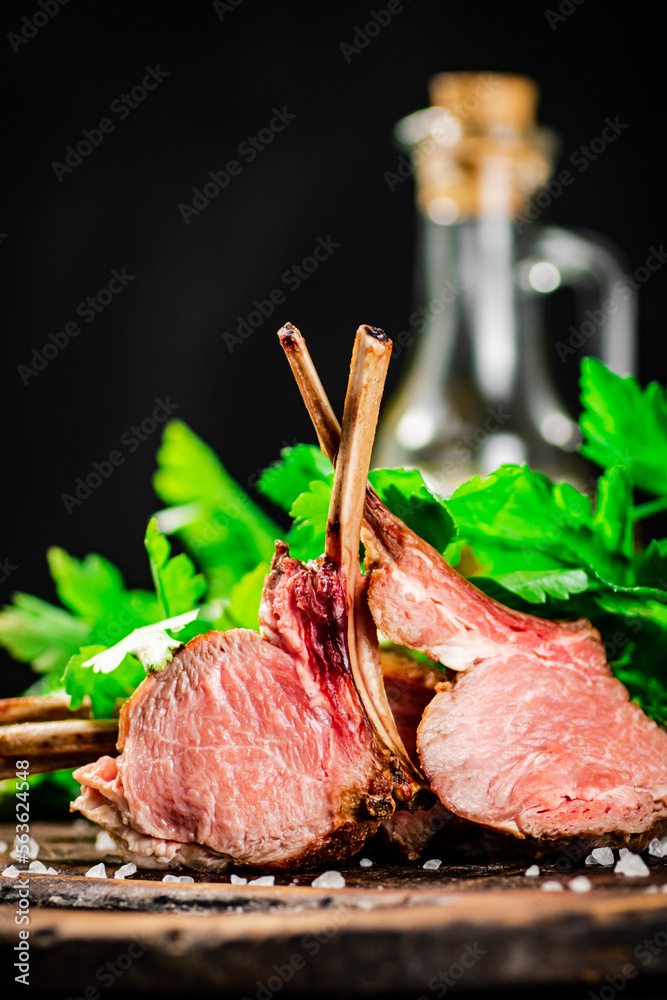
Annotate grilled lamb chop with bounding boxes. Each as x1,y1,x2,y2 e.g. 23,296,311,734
72,327,427,871
279,323,667,853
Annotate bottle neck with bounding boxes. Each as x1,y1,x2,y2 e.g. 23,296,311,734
397,107,556,226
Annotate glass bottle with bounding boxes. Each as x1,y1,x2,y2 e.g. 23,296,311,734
374,72,636,494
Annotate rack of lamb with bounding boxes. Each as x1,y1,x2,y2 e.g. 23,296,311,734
71,328,429,870
279,322,667,854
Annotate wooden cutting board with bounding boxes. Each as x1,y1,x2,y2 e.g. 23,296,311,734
2,821,667,996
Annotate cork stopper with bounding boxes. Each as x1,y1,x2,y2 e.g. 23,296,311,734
428,73,539,132
396,72,553,220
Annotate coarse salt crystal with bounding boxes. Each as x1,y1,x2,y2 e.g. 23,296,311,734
114,863,137,880
28,860,47,873
541,880,564,892
311,871,346,888
524,865,540,877
648,837,667,858
568,875,592,893
249,875,275,886
585,855,597,866
11,836,39,861
615,852,650,877
619,847,630,859
45,867,57,875
85,863,107,878
2,865,20,878
591,847,614,866
230,874,247,885
162,874,195,883
95,831,118,853
359,858,373,868
0,841,8,853
423,859,442,871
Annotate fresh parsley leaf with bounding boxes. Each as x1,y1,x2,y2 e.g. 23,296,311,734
634,538,667,589
368,469,456,553
47,548,126,621
153,420,280,599
46,547,162,648
446,464,632,590
82,611,200,675
0,593,89,674
216,561,270,631
580,356,667,496
63,645,145,718
491,568,589,603
258,444,331,511
287,479,333,561
144,518,206,618
591,464,634,559
281,466,456,563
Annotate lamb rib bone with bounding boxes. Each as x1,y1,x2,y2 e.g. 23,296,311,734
0,719,119,780
279,322,427,792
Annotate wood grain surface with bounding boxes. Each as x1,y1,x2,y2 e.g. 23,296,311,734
2,821,667,996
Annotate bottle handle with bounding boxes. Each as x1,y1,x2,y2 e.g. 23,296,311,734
523,226,637,375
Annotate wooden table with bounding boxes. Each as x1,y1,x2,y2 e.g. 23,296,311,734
2,821,667,997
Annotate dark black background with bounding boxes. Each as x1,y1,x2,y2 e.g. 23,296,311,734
1,0,663,694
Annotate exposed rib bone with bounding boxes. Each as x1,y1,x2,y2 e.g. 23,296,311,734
278,323,341,463
280,324,427,795
0,693,92,725
0,719,119,780
326,326,391,573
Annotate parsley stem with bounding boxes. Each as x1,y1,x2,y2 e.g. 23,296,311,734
632,496,667,521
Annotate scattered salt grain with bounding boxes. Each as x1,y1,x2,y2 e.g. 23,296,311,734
311,870,346,888
249,875,276,886
2,866,20,878
585,855,596,866
28,860,47,873
45,867,58,875
359,858,373,868
423,859,442,871
541,880,564,892
648,837,667,858
615,852,650,877
619,847,630,859
230,874,248,885
162,874,195,883
568,875,592,893
95,831,118,853
0,841,8,852
524,865,540,877
85,863,107,878
114,863,137,880
591,847,615,866
11,836,39,860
